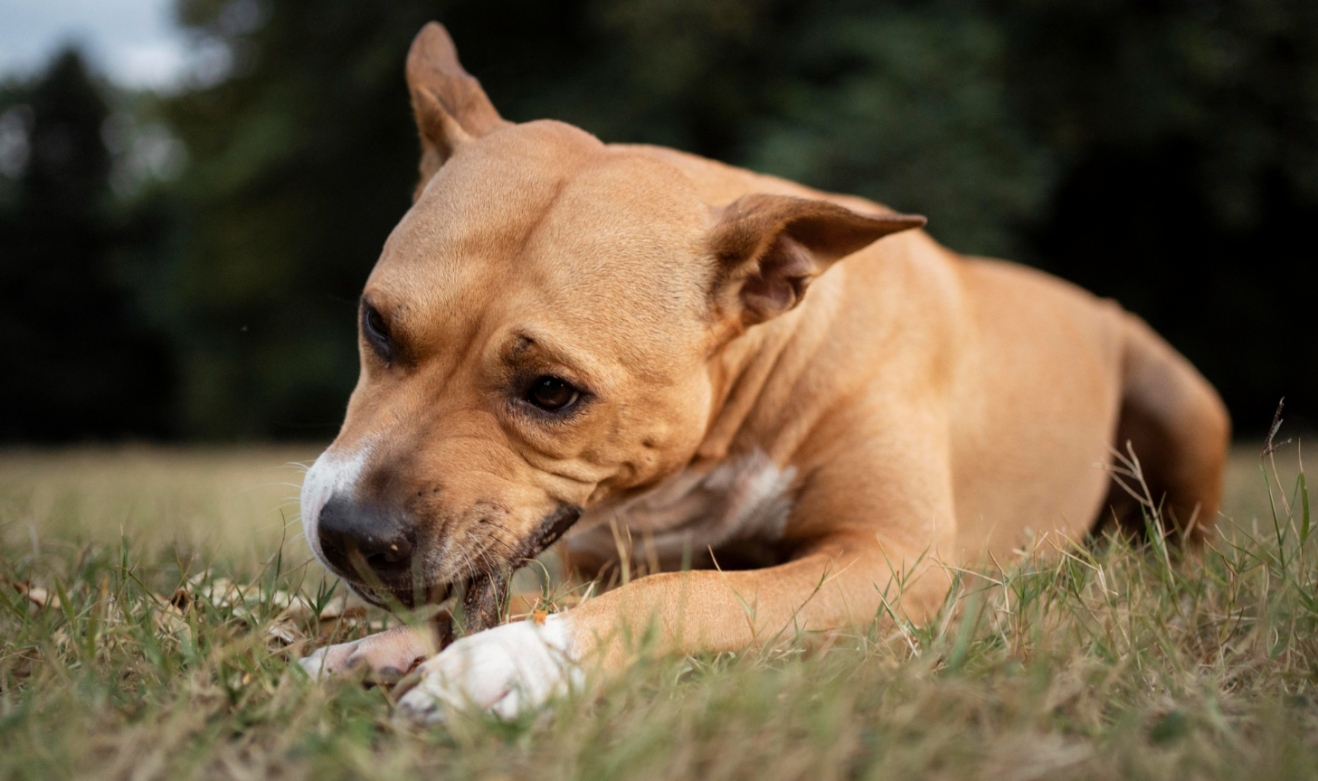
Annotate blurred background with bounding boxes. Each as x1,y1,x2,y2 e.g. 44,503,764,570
1,0,1315,444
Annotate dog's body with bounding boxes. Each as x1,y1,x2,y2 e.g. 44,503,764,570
298,24,1229,722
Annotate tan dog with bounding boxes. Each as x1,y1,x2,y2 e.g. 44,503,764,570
298,23,1229,722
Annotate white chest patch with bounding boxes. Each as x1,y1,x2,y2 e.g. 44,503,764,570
569,449,798,567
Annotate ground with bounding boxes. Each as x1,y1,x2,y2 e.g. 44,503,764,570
0,443,1315,780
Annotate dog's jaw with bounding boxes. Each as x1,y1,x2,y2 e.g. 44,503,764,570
301,441,584,620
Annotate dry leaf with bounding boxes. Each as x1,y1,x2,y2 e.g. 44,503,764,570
12,582,61,609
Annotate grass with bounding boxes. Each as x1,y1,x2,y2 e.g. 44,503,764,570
0,444,1316,780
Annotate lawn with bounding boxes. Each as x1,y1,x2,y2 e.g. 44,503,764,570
0,443,1315,780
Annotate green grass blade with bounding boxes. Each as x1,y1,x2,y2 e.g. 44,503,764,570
1299,472,1310,547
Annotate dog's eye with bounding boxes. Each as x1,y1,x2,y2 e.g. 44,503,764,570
362,303,392,360
526,376,580,412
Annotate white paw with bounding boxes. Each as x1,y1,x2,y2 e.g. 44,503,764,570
394,614,581,724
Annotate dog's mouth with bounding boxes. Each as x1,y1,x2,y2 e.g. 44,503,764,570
340,505,583,638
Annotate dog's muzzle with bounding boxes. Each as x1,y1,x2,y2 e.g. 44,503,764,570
309,490,583,633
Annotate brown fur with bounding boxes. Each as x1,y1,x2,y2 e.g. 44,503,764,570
308,23,1229,674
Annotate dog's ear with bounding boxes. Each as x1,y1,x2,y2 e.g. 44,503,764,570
406,22,511,200
708,194,926,327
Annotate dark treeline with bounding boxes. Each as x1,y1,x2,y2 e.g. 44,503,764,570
0,52,175,440
1,0,1315,441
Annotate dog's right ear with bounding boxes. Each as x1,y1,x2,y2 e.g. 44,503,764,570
406,22,511,201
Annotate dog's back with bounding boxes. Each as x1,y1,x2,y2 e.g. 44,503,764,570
948,258,1227,558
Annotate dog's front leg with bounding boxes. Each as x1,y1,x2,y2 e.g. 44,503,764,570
393,534,950,723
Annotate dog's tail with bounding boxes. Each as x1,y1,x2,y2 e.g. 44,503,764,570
1105,312,1231,544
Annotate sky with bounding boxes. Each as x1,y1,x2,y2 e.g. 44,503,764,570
0,0,192,89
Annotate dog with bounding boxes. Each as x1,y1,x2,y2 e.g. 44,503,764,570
298,23,1229,723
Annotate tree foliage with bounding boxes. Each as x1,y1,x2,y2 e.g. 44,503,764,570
0,51,174,441
3,0,1316,439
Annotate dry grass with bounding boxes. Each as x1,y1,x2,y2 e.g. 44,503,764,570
0,443,1316,780
0,446,320,566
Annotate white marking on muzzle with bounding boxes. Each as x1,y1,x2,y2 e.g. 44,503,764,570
300,443,372,566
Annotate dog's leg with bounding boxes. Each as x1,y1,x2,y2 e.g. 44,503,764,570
393,533,951,723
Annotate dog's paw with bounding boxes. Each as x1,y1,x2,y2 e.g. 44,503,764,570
393,614,580,724
299,624,439,683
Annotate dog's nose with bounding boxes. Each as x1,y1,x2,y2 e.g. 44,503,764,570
316,495,416,583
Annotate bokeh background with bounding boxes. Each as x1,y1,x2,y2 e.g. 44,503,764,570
1,0,1315,444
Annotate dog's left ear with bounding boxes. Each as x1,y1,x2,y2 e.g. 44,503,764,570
406,23,511,200
709,194,926,327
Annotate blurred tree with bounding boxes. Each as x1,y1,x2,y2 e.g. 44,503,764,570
160,1,438,439
1004,0,1318,431
740,4,1054,258
0,50,175,442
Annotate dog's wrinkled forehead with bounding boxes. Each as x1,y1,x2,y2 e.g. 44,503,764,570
366,121,712,356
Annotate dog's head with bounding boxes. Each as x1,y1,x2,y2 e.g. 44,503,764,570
300,23,924,624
